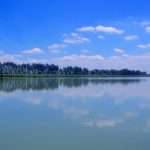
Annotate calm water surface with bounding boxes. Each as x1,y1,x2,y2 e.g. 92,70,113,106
0,77,150,150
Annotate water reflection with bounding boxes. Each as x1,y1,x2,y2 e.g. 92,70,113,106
0,77,144,92
0,77,150,150
0,78,150,127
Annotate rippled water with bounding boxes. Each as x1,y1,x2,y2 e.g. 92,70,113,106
0,77,150,150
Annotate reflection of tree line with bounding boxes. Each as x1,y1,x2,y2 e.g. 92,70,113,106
0,77,144,92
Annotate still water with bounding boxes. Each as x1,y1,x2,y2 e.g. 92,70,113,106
0,77,150,150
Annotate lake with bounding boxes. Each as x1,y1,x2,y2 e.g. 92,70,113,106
0,77,150,150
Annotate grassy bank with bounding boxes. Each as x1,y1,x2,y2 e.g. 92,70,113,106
0,74,149,78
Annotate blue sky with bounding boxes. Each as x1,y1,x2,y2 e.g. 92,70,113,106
1,0,150,71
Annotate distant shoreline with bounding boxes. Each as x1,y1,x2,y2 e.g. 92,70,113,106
0,62,147,77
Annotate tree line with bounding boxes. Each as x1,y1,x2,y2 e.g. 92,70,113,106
0,62,147,76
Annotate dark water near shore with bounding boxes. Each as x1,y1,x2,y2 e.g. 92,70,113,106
0,77,150,150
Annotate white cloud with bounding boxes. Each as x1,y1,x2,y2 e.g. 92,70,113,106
98,35,105,39
125,112,138,118
137,44,150,48
48,44,66,54
64,33,90,44
64,108,89,119
114,48,124,53
24,53,150,72
141,21,150,26
145,26,150,33
23,48,44,54
23,97,43,105
56,54,104,61
0,54,20,63
12,54,23,58
124,35,139,41
77,25,124,34
82,119,123,128
48,43,66,49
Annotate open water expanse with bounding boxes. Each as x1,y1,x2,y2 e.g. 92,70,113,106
0,77,150,150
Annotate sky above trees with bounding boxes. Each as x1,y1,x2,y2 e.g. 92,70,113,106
0,0,150,72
